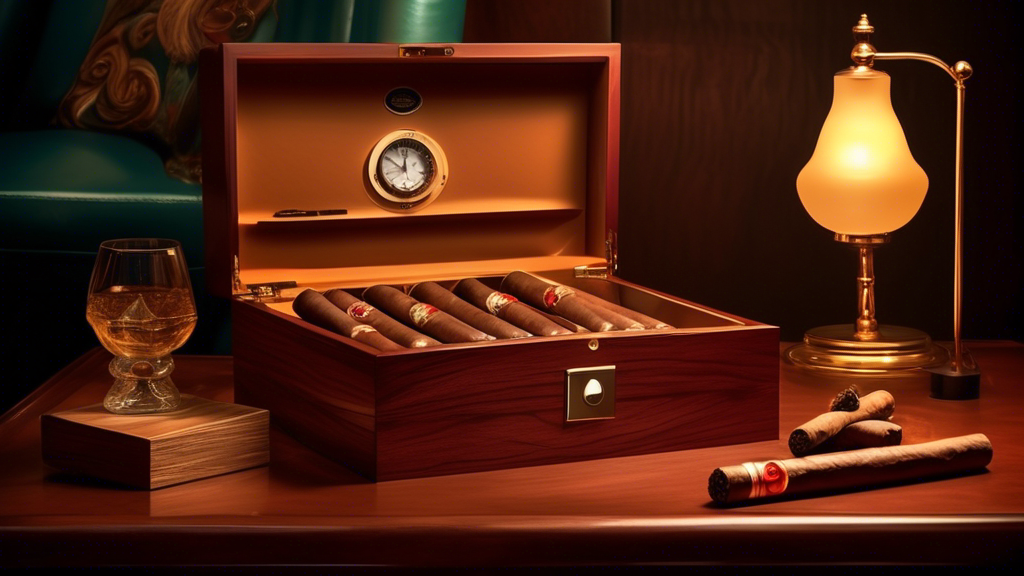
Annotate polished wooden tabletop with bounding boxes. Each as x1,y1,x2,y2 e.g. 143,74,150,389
2,343,1022,566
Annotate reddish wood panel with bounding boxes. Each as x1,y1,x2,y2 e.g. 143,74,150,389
375,327,778,479
464,0,612,43
199,47,237,299
232,300,378,478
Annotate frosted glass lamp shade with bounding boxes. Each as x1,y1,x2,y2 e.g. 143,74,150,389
797,68,928,235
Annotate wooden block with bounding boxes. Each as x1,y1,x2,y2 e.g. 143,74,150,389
41,395,269,489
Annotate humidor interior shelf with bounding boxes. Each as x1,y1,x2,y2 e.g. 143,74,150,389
243,205,582,226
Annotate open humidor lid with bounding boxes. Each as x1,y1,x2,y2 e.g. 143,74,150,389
200,43,621,297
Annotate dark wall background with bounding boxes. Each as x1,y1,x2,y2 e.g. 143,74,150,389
467,0,1021,342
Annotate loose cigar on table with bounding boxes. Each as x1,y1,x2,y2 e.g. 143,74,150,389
410,281,532,339
323,289,440,348
454,278,572,337
789,390,895,456
708,433,992,505
363,285,494,344
501,271,640,332
292,289,403,351
572,288,673,329
809,420,903,455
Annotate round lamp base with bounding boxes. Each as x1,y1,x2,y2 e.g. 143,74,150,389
784,324,949,376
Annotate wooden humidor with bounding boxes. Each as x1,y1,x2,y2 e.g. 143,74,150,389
201,43,779,481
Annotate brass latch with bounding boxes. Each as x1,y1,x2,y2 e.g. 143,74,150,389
400,45,455,57
566,365,616,422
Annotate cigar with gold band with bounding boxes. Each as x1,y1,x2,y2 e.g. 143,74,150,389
708,434,992,505
363,285,494,343
292,289,403,351
788,390,895,456
501,271,629,332
410,282,531,339
454,278,572,337
572,288,673,330
324,289,440,348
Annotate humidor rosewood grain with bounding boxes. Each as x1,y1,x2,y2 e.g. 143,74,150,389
201,43,779,481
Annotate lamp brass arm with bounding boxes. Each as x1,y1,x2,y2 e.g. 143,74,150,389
852,14,975,376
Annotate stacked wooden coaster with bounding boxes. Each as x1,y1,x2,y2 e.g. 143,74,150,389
41,395,269,489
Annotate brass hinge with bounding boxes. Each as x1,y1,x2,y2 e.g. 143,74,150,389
606,229,618,274
574,230,619,279
399,45,455,57
232,255,296,302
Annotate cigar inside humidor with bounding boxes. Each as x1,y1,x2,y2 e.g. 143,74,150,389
283,270,735,350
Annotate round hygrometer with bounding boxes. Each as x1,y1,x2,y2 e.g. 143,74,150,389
367,129,448,211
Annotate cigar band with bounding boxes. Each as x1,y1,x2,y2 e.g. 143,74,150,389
349,324,378,338
542,285,575,309
485,291,518,315
409,303,440,327
743,460,789,500
347,302,375,320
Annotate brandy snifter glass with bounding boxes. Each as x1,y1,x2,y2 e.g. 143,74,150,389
86,239,197,414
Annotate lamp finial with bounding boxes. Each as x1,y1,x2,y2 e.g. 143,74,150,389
851,14,877,67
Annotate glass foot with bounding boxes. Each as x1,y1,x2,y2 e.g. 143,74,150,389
103,357,181,414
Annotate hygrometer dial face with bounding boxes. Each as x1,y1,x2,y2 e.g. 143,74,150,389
367,130,448,211
378,138,435,197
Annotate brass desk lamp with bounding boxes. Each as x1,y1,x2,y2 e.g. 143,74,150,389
786,15,981,399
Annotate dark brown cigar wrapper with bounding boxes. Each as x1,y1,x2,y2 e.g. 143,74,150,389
454,278,572,337
323,289,440,348
708,433,992,504
292,289,403,351
789,390,895,456
808,420,902,455
501,271,617,332
410,281,531,339
572,288,673,329
363,285,494,344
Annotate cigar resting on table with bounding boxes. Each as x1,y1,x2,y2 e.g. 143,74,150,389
292,289,403,351
454,278,572,337
323,289,440,348
501,271,642,332
708,434,992,505
410,281,531,339
809,420,903,455
789,390,896,456
363,285,495,344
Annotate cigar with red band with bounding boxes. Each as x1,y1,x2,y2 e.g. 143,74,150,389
708,434,992,505
573,288,673,330
363,285,494,344
292,289,403,351
789,390,895,456
500,272,616,332
324,289,440,348
410,281,531,339
454,278,572,337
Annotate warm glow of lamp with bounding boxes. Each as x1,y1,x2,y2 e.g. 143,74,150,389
784,14,962,379
797,68,929,235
